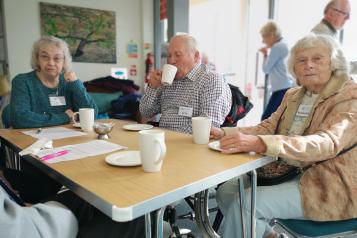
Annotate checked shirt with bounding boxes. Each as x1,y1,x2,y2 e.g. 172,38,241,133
139,64,231,134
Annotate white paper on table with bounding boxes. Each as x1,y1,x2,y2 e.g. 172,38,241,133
36,140,127,164
22,127,86,140
19,137,53,156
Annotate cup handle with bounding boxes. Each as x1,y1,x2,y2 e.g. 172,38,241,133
154,139,166,164
72,112,79,123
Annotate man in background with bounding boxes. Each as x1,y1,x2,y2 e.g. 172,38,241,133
201,52,217,72
312,0,350,37
311,0,356,73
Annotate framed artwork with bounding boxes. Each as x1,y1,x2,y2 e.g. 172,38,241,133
40,2,116,64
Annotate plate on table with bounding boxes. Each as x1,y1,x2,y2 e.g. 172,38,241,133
122,124,153,131
208,141,221,151
72,122,81,128
105,151,141,167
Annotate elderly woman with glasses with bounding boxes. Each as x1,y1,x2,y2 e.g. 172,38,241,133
7,36,97,128
210,34,357,238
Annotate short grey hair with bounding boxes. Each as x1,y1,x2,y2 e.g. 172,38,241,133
287,33,348,83
260,20,282,38
323,0,348,14
31,36,72,72
324,0,337,14
170,34,200,54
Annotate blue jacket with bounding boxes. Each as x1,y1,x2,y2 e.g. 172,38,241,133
262,40,293,92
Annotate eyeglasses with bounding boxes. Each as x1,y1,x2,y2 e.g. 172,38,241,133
39,54,64,63
331,7,350,19
296,55,329,66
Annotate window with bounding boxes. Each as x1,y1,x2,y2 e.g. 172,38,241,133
189,0,269,126
275,0,327,50
342,1,357,74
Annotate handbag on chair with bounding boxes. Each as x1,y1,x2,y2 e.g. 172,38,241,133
255,159,301,186
255,143,357,186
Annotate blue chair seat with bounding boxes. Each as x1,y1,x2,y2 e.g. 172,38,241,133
270,218,357,237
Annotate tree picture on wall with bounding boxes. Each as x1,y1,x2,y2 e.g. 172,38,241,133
40,2,116,63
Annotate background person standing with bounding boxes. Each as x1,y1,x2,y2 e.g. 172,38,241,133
259,21,293,120
311,0,356,73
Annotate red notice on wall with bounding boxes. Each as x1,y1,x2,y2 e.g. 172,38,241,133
160,0,167,20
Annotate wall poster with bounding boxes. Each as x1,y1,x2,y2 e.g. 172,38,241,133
40,2,116,63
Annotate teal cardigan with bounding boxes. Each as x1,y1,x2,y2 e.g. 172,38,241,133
9,71,98,129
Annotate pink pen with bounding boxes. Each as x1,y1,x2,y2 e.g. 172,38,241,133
41,150,69,161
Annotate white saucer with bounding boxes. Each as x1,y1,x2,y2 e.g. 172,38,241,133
105,151,141,166
123,124,153,131
73,122,81,128
208,141,221,151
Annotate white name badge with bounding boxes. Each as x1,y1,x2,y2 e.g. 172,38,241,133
178,106,193,117
296,104,312,117
49,95,66,106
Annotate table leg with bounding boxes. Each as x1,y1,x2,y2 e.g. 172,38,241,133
238,177,246,238
145,213,152,238
145,207,166,238
250,170,257,238
195,172,257,238
154,207,166,238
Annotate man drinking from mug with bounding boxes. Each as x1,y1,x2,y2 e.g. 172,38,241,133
139,34,231,134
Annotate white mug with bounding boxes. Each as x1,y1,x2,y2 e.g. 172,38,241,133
72,108,95,132
161,64,177,85
139,129,166,172
192,117,212,144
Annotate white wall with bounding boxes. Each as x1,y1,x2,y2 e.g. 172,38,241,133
3,0,153,89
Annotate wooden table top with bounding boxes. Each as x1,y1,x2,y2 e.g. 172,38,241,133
0,120,275,221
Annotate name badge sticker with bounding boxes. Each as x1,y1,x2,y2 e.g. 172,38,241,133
49,95,66,106
178,106,193,117
296,104,312,117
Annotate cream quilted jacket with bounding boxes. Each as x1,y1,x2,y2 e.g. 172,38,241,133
225,73,357,221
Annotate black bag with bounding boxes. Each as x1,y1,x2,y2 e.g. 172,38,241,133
255,143,357,186
221,84,253,127
111,93,142,120
255,159,300,186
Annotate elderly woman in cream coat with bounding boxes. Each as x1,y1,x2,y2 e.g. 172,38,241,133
210,34,357,238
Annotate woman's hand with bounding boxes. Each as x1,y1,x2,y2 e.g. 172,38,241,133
220,131,267,154
210,127,225,139
259,47,268,57
148,70,163,89
65,109,75,121
64,72,78,82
